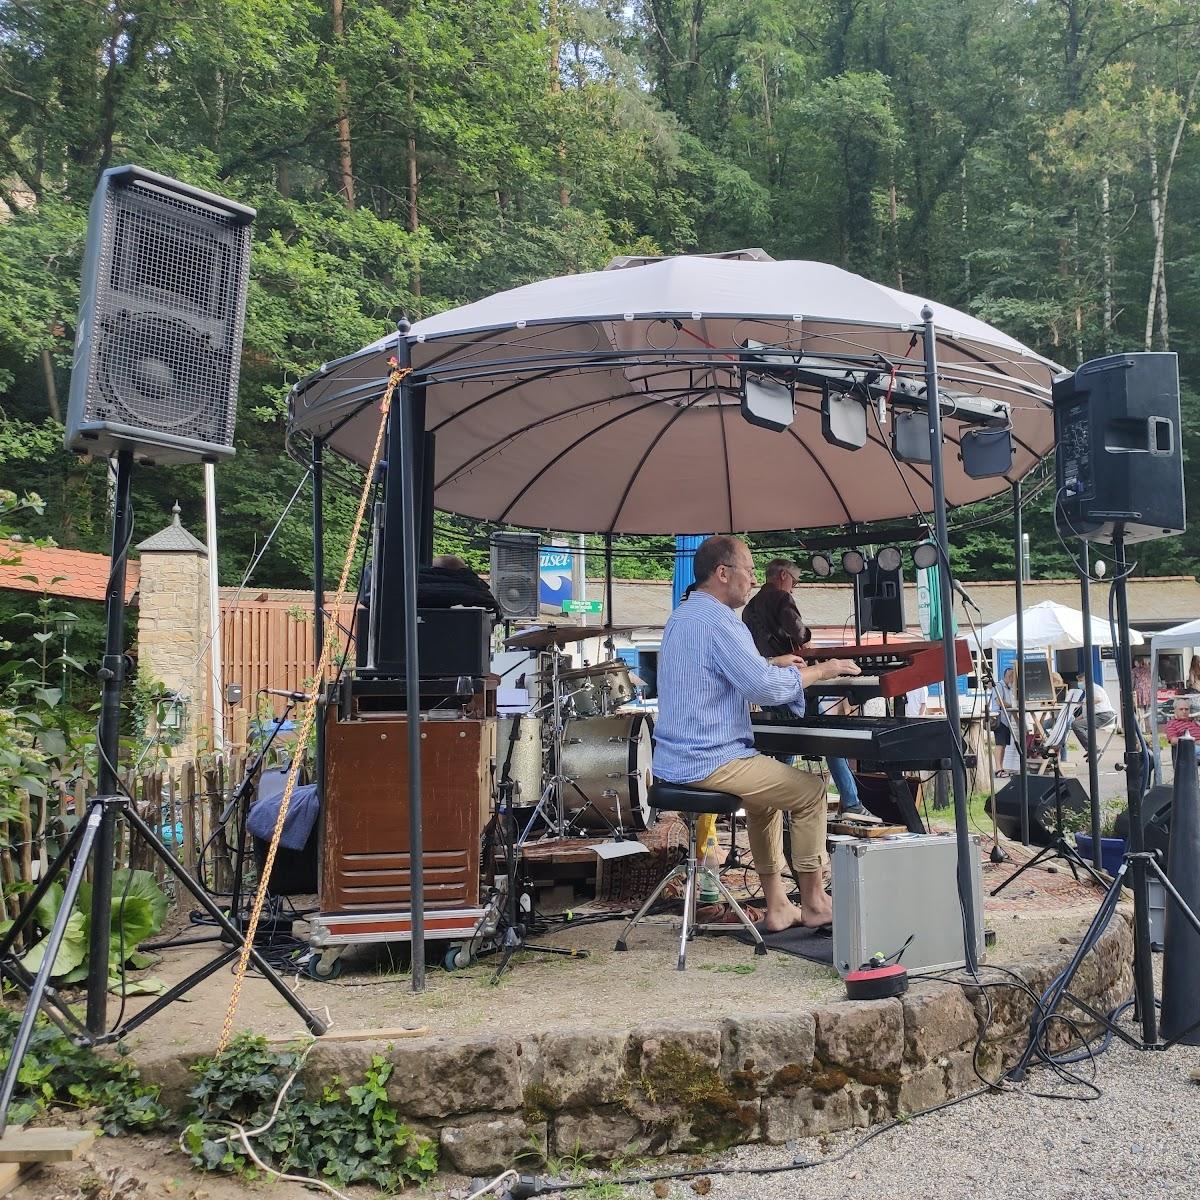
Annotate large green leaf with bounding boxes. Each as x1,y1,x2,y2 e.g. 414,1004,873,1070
20,909,87,978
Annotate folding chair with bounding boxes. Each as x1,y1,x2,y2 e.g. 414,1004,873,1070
1033,688,1084,775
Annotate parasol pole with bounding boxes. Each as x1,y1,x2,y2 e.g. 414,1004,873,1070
921,306,978,973
1079,542,1103,867
604,533,614,627
1014,482,1029,844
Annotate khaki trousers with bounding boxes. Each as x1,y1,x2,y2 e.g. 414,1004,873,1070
690,754,827,875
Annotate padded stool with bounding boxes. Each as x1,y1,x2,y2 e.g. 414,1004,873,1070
614,782,766,970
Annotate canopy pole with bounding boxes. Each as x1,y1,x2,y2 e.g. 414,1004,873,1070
395,326,425,994
1079,542,1103,868
604,534,614,627
921,308,978,973
312,438,325,649
1014,481,1030,845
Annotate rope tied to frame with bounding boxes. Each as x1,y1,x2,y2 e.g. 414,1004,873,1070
216,363,409,1053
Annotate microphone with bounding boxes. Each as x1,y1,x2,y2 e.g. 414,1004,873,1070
951,578,980,611
263,688,308,701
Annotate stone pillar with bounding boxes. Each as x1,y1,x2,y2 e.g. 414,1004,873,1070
135,503,212,760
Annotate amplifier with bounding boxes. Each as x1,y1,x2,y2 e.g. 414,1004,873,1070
831,835,983,976
397,607,492,678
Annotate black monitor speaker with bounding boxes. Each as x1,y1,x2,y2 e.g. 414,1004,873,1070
1053,352,1185,544
993,774,1090,846
65,166,254,465
489,532,541,620
861,559,905,634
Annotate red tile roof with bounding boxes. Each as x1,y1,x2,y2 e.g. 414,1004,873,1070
0,541,140,603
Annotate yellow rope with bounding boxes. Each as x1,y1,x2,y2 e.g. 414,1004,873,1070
216,364,409,1052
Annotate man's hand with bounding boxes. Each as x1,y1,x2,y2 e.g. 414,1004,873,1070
770,654,804,668
820,658,862,679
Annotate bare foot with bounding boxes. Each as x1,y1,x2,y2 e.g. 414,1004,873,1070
763,901,806,933
800,902,833,929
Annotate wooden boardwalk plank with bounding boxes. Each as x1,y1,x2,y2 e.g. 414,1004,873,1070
0,1128,95,1163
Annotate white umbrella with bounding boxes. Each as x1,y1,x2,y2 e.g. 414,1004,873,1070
288,251,1060,533
980,599,1144,650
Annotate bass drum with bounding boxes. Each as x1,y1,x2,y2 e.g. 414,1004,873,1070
561,713,654,832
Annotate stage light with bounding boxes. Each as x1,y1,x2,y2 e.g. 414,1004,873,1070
961,426,1015,479
821,381,868,450
841,550,866,576
912,541,939,570
810,552,833,578
893,411,934,463
876,545,902,572
739,340,797,432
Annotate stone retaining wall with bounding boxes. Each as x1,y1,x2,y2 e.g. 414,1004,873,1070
140,915,1133,1177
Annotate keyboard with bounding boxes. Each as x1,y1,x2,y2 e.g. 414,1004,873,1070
803,638,972,702
751,713,958,770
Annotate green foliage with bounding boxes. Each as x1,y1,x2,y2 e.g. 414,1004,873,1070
183,1034,438,1191
0,1008,169,1133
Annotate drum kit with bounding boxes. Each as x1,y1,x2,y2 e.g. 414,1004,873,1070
497,624,655,843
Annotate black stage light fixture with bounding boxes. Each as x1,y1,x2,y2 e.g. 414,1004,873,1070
876,545,902,572
961,425,1015,479
810,552,833,578
739,339,797,432
820,381,868,450
892,411,934,463
912,541,939,570
841,549,866,576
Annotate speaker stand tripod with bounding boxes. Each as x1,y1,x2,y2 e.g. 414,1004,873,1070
0,452,325,1136
991,750,1107,897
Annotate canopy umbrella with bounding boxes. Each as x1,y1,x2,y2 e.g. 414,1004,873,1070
1149,617,1200,782
980,599,1144,651
293,250,1063,984
289,251,1059,534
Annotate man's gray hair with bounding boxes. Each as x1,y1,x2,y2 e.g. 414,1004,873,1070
764,558,799,582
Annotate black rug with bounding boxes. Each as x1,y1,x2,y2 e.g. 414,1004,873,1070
719,921,835,966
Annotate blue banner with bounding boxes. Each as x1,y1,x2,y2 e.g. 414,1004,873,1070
672,534,709,607
539,547,572,607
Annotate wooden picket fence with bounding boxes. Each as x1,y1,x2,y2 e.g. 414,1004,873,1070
0,752,258,954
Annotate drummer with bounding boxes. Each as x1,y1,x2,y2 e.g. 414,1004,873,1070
654,536,861,932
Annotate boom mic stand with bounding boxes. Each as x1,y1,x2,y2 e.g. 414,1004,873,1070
0,452,325,1136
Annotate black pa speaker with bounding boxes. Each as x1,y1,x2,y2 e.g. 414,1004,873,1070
861,560,905,634
1053,352,1185,544
65,165,254,464
1112,784,1174,862
489,532,540,620
993,774,1090,846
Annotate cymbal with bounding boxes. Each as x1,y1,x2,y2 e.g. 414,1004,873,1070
504,624,638,651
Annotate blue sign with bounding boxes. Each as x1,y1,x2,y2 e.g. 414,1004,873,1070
539,548,572,607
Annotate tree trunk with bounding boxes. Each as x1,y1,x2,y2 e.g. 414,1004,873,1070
408,80,421,298
41,348,60,423
549,0,569,207
330,0,355,209
1145,146,1162,352
1100,174,1113,352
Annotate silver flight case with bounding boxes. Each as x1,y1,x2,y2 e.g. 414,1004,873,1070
831,834,983,977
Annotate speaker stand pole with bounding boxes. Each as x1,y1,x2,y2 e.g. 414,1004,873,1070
1112,529,1157,1043
1077,542,1103,869
921,306,978,973
1014,481,1030,845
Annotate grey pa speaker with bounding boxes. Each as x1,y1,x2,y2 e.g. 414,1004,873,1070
65,165,254,465
489,532,541,620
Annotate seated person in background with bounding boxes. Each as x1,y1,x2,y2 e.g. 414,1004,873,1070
654,536,860,932
741,557,878,824
1165,698,1200,758
1070,678,1117,759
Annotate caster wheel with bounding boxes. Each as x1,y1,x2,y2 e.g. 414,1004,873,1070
306,953,343,980
444,945,470,971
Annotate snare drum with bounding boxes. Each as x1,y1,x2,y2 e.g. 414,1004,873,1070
561,713,654,831
560,660,639,717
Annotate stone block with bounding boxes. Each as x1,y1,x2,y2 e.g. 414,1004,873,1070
439,1115,544,1176
896,1060,949,1114
721,1012,815,1096
814,999,903,1079
633,1020,722,1076
523,1027,630,1110
385,1037,523,1118
551,1108,645,1161
760,1088,856,1143
902,983,980,1063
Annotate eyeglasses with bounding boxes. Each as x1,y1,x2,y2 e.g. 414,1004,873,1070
719,562,756,577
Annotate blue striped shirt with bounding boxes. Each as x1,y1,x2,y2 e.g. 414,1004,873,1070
653,590,806,783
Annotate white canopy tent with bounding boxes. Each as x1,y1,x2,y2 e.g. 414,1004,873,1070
1149,617,1200,782
980,599,1144,651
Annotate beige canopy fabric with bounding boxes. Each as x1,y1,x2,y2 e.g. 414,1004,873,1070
288,254,1061,534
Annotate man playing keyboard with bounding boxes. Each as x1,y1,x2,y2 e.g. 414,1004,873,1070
655,536,860,932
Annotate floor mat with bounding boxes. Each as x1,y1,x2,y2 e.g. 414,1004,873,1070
717,921,836,966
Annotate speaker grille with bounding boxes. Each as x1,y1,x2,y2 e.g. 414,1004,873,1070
66,167,253,463
490,533,540,620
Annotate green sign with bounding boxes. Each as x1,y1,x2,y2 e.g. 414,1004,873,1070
562,599,602,614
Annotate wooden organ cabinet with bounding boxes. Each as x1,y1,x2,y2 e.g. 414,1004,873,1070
305,703,496,978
